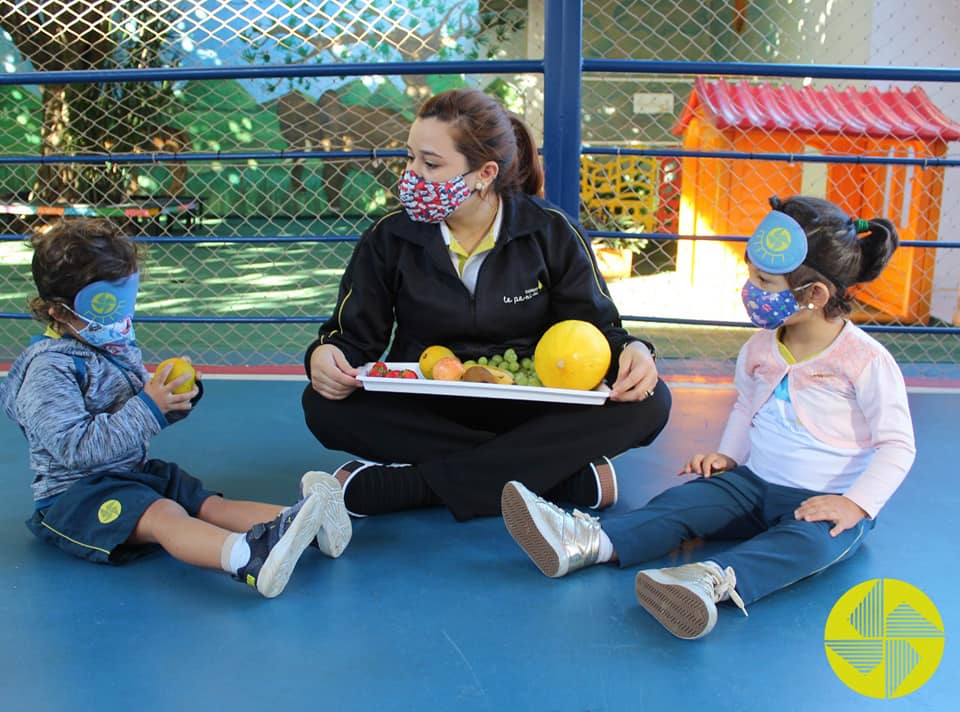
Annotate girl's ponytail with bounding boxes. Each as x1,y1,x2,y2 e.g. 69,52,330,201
856,217,899,283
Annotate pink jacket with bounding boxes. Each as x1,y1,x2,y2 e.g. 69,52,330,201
718,321,916,518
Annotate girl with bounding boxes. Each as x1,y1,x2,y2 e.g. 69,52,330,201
302,88,670,522
1,219,351,598
501,195,916,639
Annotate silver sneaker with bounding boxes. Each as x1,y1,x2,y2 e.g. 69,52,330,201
501,480,602,578
300,471,352,558
634,561,748,640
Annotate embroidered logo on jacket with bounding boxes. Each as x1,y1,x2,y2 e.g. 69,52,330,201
504,281,543,305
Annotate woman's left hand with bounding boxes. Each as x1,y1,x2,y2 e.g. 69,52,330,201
794,495,868,537
609,341,658,402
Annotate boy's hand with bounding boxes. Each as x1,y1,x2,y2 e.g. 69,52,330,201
680,452,737,477
794,495,868,537
145,359,199,414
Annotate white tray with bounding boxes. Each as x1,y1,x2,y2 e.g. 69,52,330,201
358,362,610,405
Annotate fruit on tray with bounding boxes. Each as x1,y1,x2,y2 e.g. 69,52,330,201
419,345,456,379
431,355,465,381
461,364,515,385
534,320,611,390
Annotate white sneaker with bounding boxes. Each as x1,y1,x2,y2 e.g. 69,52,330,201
300,471,352,558
501,480,602,578
634,561,747,640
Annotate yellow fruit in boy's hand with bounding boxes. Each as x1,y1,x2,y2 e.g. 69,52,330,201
156,357,196,394
418,345,456,379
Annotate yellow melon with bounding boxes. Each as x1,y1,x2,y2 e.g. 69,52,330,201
533,320,611,391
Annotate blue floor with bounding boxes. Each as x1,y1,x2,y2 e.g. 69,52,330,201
0,380,955,711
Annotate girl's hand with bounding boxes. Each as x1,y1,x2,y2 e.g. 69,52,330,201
309,344,361,400
144,360,199,414
680,452,736,477
609,341,658,402
794,495,868,537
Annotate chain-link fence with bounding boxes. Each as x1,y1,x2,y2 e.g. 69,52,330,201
1,1,958,374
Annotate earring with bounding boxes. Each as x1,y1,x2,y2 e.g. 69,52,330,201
807,303,816,310
476,182,484,192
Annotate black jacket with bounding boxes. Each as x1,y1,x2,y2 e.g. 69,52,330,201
305,192,646,383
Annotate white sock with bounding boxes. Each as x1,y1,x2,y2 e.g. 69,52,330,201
596,527,614,563
221,532,250,574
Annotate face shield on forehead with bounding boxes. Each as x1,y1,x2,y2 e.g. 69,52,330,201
64,272,140,349
73,272,140,324
746,211,808,274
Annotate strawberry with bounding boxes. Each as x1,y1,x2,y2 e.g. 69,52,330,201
369,361,389,377
386,369,403,378
400,369,418,379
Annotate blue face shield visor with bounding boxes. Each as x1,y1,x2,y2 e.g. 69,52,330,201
65,272,140,347
745,211,808,274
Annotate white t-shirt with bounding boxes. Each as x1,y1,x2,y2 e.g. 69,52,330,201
745,373,873,493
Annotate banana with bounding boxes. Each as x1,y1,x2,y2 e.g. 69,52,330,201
461,365,515,385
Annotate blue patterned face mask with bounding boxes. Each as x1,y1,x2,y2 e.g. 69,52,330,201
741,279,814,329
66,272,139,348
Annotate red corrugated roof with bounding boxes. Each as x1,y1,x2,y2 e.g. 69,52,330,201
673,77,960,141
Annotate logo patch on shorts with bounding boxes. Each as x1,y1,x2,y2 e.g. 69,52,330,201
97,499,122,524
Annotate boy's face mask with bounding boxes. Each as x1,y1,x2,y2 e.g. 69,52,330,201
398,168,474,223
65,272,139,348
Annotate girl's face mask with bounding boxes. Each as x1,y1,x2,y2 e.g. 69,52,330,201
740,279,813,329
398,168,474,223
66,272,139,349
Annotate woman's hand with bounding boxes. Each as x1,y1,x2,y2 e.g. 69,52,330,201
309,344,361,400
144,359,199,414
609,341,658,402
794,495,868,537
680,452,737,477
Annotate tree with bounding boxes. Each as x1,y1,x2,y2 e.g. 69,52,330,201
0,1,184,204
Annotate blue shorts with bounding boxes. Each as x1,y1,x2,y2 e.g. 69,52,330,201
27,459,218,564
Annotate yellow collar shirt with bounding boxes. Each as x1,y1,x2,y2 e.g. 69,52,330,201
440,198,503,296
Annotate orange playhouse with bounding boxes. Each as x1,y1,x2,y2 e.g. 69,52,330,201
672,77,960,323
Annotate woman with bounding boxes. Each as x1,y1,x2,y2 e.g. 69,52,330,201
302,88,671,521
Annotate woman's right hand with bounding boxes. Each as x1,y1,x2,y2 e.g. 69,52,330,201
309,344,361,400
680,452,737,478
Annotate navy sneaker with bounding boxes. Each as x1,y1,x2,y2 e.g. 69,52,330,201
235,493,324,598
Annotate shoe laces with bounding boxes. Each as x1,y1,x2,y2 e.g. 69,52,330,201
707,564,748,617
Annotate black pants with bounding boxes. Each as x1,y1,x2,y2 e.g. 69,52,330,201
302,381,671,520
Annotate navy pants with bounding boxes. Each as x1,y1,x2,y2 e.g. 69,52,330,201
602,466,874,604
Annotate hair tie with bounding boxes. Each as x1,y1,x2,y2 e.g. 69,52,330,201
854,219,870,234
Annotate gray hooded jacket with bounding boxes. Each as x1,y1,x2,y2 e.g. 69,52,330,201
1,335,168,503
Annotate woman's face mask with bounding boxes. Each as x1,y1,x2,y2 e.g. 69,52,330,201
398,168,474,223
741,279,813,329
66,272,139,349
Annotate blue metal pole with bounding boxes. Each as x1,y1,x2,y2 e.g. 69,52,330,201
542,0,583,215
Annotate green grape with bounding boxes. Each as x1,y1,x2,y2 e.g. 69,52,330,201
528,376,543,387
462,360,477,369
490,354,503,366
503,348,518,364
514,373,528,386
506,361,520,372
477,356,488,365
520,357,533,370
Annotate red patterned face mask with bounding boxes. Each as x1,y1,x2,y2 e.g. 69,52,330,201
398,169,473,223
